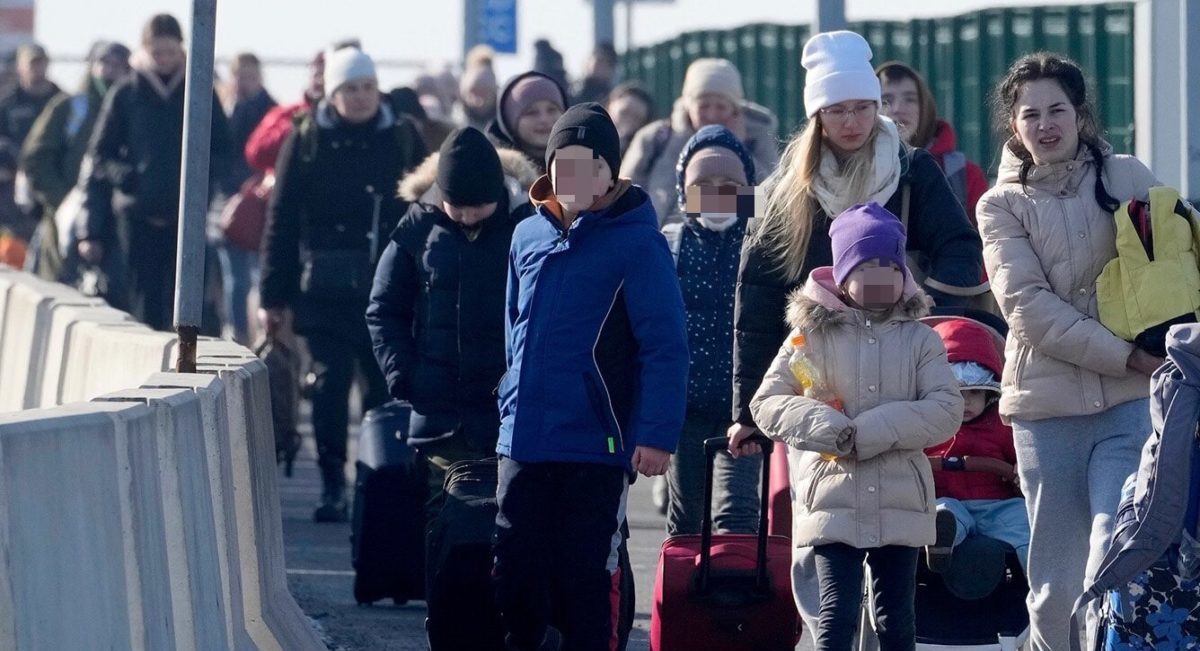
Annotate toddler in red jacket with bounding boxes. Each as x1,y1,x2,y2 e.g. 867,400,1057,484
923,318,1030,573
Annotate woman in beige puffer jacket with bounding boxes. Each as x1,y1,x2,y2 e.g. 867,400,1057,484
975,53,1162,651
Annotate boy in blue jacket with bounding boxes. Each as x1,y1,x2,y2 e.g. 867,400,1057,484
494,103,689,651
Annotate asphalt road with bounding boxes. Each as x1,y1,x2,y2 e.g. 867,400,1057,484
281,414,816,650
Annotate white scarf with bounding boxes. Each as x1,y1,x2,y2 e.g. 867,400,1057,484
811,116,903,218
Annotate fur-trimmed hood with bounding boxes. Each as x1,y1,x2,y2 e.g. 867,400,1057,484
785,267,933,332
397,147,541,204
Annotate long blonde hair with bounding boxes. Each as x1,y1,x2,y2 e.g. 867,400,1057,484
757,117,883,281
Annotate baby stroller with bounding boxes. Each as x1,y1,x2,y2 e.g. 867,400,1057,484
859,310,1031,650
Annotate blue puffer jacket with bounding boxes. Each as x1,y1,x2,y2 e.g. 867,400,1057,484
499,177,689,468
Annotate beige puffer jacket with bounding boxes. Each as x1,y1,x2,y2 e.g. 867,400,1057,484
619,98,779,226
751,268,963,549
976,142,1159,423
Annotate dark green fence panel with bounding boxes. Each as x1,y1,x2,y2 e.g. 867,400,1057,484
618,2,1135,174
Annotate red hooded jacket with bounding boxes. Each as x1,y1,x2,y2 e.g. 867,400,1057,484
926,119,989,226
924,319,1020,501
245,97,313,174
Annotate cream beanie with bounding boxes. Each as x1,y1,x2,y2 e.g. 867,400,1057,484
801,31,881,118
681,58,744,107
324,47,377,96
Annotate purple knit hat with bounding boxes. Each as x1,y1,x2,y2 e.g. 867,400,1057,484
830,202,908,285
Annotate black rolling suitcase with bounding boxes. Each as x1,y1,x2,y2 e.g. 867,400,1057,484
425,458,635,650
351,400,428,605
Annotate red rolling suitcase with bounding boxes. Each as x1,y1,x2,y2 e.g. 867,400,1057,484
767,440,792,538
650,434,801,651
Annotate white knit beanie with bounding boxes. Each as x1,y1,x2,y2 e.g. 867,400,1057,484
801,31,881,118
324,47,377,96
681,58,744,106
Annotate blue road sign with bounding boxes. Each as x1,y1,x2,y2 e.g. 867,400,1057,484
479,0,518,54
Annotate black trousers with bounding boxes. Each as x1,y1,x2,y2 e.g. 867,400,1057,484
125,220,177,331
813,543,918,651
493,457,627,651
304,325,389,479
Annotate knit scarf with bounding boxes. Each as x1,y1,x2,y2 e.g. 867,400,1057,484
811,116,902,218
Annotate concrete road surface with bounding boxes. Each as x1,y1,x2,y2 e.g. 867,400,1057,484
281,418,816,650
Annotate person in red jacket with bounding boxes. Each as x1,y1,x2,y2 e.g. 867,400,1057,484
244,48,326,174
875,62,989,225
923,318,1029,574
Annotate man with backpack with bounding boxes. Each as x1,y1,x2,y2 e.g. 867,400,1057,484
259,45,426,522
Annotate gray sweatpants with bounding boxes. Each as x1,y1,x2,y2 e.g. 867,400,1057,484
1012,398,1149,651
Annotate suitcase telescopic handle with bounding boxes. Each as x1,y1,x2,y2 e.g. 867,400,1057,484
698,434,774,594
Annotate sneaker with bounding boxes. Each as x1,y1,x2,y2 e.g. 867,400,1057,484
505,626,563,651
926,509,957,574
313,496,349,523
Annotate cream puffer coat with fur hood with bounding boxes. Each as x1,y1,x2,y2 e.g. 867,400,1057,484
751,267,963,548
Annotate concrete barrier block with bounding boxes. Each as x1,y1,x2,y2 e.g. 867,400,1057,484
212,361,324,651
142,372,257,651
0,266,17,367
0,401,170,650
96,388,230,651
57,323,176,405
0,277,105,412
38,305,135,408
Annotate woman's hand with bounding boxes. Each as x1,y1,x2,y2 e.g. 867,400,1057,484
1126,348,1166,377
727,423,763,459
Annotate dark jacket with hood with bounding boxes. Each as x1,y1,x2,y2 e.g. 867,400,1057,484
82,65,232,238
668,125,756,419
923,318,1019,501
366,188,523,449
484,71,569,178
499,178,689,469
733,144,985,427
259,101,426,334
223,88,276,195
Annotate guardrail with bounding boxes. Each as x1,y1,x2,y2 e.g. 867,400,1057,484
0,265,325,650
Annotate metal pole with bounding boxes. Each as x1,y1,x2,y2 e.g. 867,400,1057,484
814,0,847,33
1182,0,1200,201
1135,0,1182,188
594,0,615,49
463,0,479,60
174,0,217,373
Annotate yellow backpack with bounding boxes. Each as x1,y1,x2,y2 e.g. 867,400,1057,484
1097,186,1200,357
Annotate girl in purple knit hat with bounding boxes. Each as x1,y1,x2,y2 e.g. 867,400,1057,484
740,201,963,650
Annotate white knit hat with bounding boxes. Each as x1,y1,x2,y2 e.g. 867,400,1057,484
681,58,744,106
801,31,881,118
324,47,377,96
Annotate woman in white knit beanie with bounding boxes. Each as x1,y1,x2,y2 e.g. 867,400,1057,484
728,30,987,648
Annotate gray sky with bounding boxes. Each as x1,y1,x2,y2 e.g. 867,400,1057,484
34,0,1106,100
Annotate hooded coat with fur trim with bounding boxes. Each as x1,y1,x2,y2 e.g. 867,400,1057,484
923,318,1019,501
620,98,779,225
397,147,541,210
750,267,963,548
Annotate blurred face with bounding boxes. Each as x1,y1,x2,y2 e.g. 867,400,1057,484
608,94,650,139
1012,78,1080,166
441,201,499,228
232,62,264,99
462,83,496,111
841,259,904,311
147,36,185,76
688,93,738,130
685,178,745,231
587,53,615,81
820,99,879,154
880,77,920,144
17,54,48,88
307,59,325,100
515,99,563,150
91,55,130,85
331,78,381,124
551,145,613,214
962,389,991,423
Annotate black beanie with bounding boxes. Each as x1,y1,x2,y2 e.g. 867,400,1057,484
437,127,506,207
545,103,622,181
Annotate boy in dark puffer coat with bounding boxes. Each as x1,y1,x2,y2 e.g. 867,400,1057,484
367,126,525,517
924,318,1030,573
